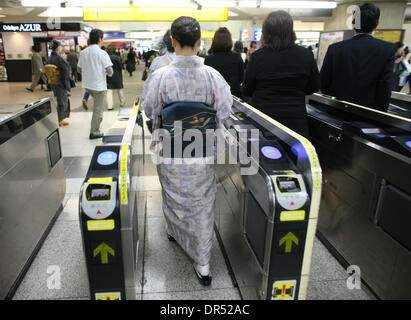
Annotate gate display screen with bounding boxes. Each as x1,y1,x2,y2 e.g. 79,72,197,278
261,146,282,160
97,151,118,166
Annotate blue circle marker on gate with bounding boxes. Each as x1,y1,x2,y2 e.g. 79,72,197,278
261,146,282,159
406,140,411,149
97,151,118,166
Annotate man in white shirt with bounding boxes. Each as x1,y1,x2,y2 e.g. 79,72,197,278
78,29,113,139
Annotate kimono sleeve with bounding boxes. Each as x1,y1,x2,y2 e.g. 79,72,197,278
208,68,233,124
142,70,163,120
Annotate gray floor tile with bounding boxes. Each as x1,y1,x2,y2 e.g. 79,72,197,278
309,237,348,281
133,175,162,191
65,164,89,179
58,194,80,222
143,156,159,176
142,217,234,294
146,191,164,217
52,296,90,300
143,288,241,300
13,219,90,300
306,279,373,300
63,157,74,172
66,178,84,194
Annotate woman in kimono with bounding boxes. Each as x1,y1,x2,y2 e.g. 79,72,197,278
142,16,232,286
47,40,71,126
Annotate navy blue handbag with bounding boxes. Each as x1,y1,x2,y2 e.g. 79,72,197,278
160,101,216,158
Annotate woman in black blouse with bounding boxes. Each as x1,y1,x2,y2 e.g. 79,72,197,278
204,27,244,97
242,11,320,137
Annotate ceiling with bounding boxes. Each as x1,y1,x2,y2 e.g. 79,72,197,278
0,1,410,24
0,0,337,22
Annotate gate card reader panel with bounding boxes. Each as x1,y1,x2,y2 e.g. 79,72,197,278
272,175,308,212
82,181,117,220
87,145,120,178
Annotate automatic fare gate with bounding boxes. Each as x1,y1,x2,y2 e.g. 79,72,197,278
79,99,143,300
214,97,322,300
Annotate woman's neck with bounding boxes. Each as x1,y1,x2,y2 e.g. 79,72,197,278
175,46,197,57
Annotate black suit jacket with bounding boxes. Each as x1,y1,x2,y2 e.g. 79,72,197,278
242,45,320,137
320,33,396,111
204,51,244,97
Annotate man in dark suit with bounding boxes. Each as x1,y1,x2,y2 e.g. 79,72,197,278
320,3,396,111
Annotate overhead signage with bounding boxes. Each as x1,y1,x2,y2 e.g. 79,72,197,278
2,23,42,32
104,32,126,39
253,28,262,41
241,29,249,42
48,31,65,37
30,32,48,37
84,6,228,22
64,31,81,37
0,22,91,33
201,31,215,39
372,30,403,43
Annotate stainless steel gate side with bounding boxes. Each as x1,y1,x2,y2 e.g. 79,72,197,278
0,98,66,299
215,97,322,300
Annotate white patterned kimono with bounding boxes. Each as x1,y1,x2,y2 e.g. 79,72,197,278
142,56,232,265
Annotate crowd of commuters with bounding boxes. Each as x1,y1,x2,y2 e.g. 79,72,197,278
139,2,405,286
23,2,405,285
25,2,404,135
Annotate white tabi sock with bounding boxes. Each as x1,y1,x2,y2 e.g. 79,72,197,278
196,263,210,276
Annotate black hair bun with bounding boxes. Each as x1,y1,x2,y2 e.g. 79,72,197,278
171,16,201,48
50,40,61,51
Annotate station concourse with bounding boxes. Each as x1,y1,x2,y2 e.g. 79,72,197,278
1,0,411,302
0,66,372,300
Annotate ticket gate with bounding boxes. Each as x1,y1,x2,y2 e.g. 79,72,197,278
307,93,411,299
214,97,322,300
0,97,66,299
390,91,411,118
79,100,143,300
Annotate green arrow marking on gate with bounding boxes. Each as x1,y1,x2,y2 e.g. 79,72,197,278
279,232,299,253
93,242,115,264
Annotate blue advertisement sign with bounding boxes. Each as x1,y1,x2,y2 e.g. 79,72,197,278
254,28,262,41
104,32,125,39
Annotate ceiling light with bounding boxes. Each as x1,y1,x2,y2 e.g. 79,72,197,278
22,0,62,6
133,0,195,6
260,1,337,9
238,1,256,7
68,0,130,6
38,7,84,17
197,1,236,6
